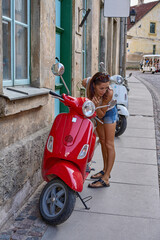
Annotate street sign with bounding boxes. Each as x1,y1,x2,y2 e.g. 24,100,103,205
104,0,130,17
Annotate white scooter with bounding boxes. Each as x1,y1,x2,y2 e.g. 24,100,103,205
110,74,131,137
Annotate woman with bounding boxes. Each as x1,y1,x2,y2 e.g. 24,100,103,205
82,72,117,188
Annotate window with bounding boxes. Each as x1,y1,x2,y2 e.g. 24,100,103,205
153,45,156,55
2,0,30,87
150,22,156,34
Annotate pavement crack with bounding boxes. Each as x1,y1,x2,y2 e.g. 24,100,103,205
74,209,160,221
129,114,153,117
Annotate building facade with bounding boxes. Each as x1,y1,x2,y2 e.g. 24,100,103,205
127,0,160,69
0,0,121,227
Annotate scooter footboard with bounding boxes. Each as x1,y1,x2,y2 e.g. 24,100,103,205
45,160,84,192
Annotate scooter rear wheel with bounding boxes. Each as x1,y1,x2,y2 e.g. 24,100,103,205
115,115,127,137
39,178,76,225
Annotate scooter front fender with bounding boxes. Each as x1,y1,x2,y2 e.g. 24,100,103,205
45,159,84,192
117,105,129,117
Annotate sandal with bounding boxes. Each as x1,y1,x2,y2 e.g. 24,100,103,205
90,170,104,179
88,178,110,188
90,170,111,179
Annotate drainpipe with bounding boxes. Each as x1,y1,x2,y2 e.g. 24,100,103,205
119,17,127,77
124,17,127,77
119,18,124,76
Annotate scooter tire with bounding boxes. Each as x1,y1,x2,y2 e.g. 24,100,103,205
115,115,127,137
39,178,76,225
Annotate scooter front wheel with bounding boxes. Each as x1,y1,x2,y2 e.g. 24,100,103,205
39,178,76,225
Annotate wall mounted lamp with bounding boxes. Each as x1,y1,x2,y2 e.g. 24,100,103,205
79,8,91,27
130,8,136,24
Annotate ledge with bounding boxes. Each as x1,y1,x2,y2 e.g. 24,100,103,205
1,86,50,100
148,32,157,37
0,86,50,117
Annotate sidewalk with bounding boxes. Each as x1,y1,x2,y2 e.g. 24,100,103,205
1,74,160,240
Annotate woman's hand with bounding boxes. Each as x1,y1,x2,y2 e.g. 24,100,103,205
92,96,101,108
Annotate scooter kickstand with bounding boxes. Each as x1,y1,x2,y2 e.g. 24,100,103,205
76,193,92,210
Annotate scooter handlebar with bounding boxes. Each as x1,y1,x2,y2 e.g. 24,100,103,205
49,90,64,101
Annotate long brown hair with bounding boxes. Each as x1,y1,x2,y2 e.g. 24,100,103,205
87,72,110,100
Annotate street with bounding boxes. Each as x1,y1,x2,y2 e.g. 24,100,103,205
133,71,160,103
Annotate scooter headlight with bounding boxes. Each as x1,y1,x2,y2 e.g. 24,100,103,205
82,100,95,117
116,76,123,84
110,75,123,84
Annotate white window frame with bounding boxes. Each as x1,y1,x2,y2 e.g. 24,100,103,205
2,0,30,87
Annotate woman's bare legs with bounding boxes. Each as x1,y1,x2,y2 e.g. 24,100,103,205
89,121,116,187
90,122,107,178
97,121,108,172
102,122,116,184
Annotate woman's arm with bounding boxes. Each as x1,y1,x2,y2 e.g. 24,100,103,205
82,77,91,88
94,89,113,119
82,78,88,88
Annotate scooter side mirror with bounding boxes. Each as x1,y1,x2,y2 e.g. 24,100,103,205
51,63,65,76
51,62,70,95
109,99,117,108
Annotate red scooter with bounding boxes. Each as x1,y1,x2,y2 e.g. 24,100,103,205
39,62,115,225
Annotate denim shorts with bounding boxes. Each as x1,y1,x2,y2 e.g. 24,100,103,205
103,106,118,124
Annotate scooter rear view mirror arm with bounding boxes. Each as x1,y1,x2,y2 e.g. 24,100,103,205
60,76,70,95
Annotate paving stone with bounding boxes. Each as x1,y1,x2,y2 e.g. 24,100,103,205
26,237,40,240
27,216,37,221
0,233,11,240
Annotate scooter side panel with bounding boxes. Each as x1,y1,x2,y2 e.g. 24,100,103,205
43,113,95,179
111,83,128,107
43,158,84,192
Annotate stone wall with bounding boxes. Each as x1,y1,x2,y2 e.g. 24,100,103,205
0,0,2,94
0,126,50,227
126,61,140,69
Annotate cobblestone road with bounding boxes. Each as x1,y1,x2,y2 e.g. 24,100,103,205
0,183,47,240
